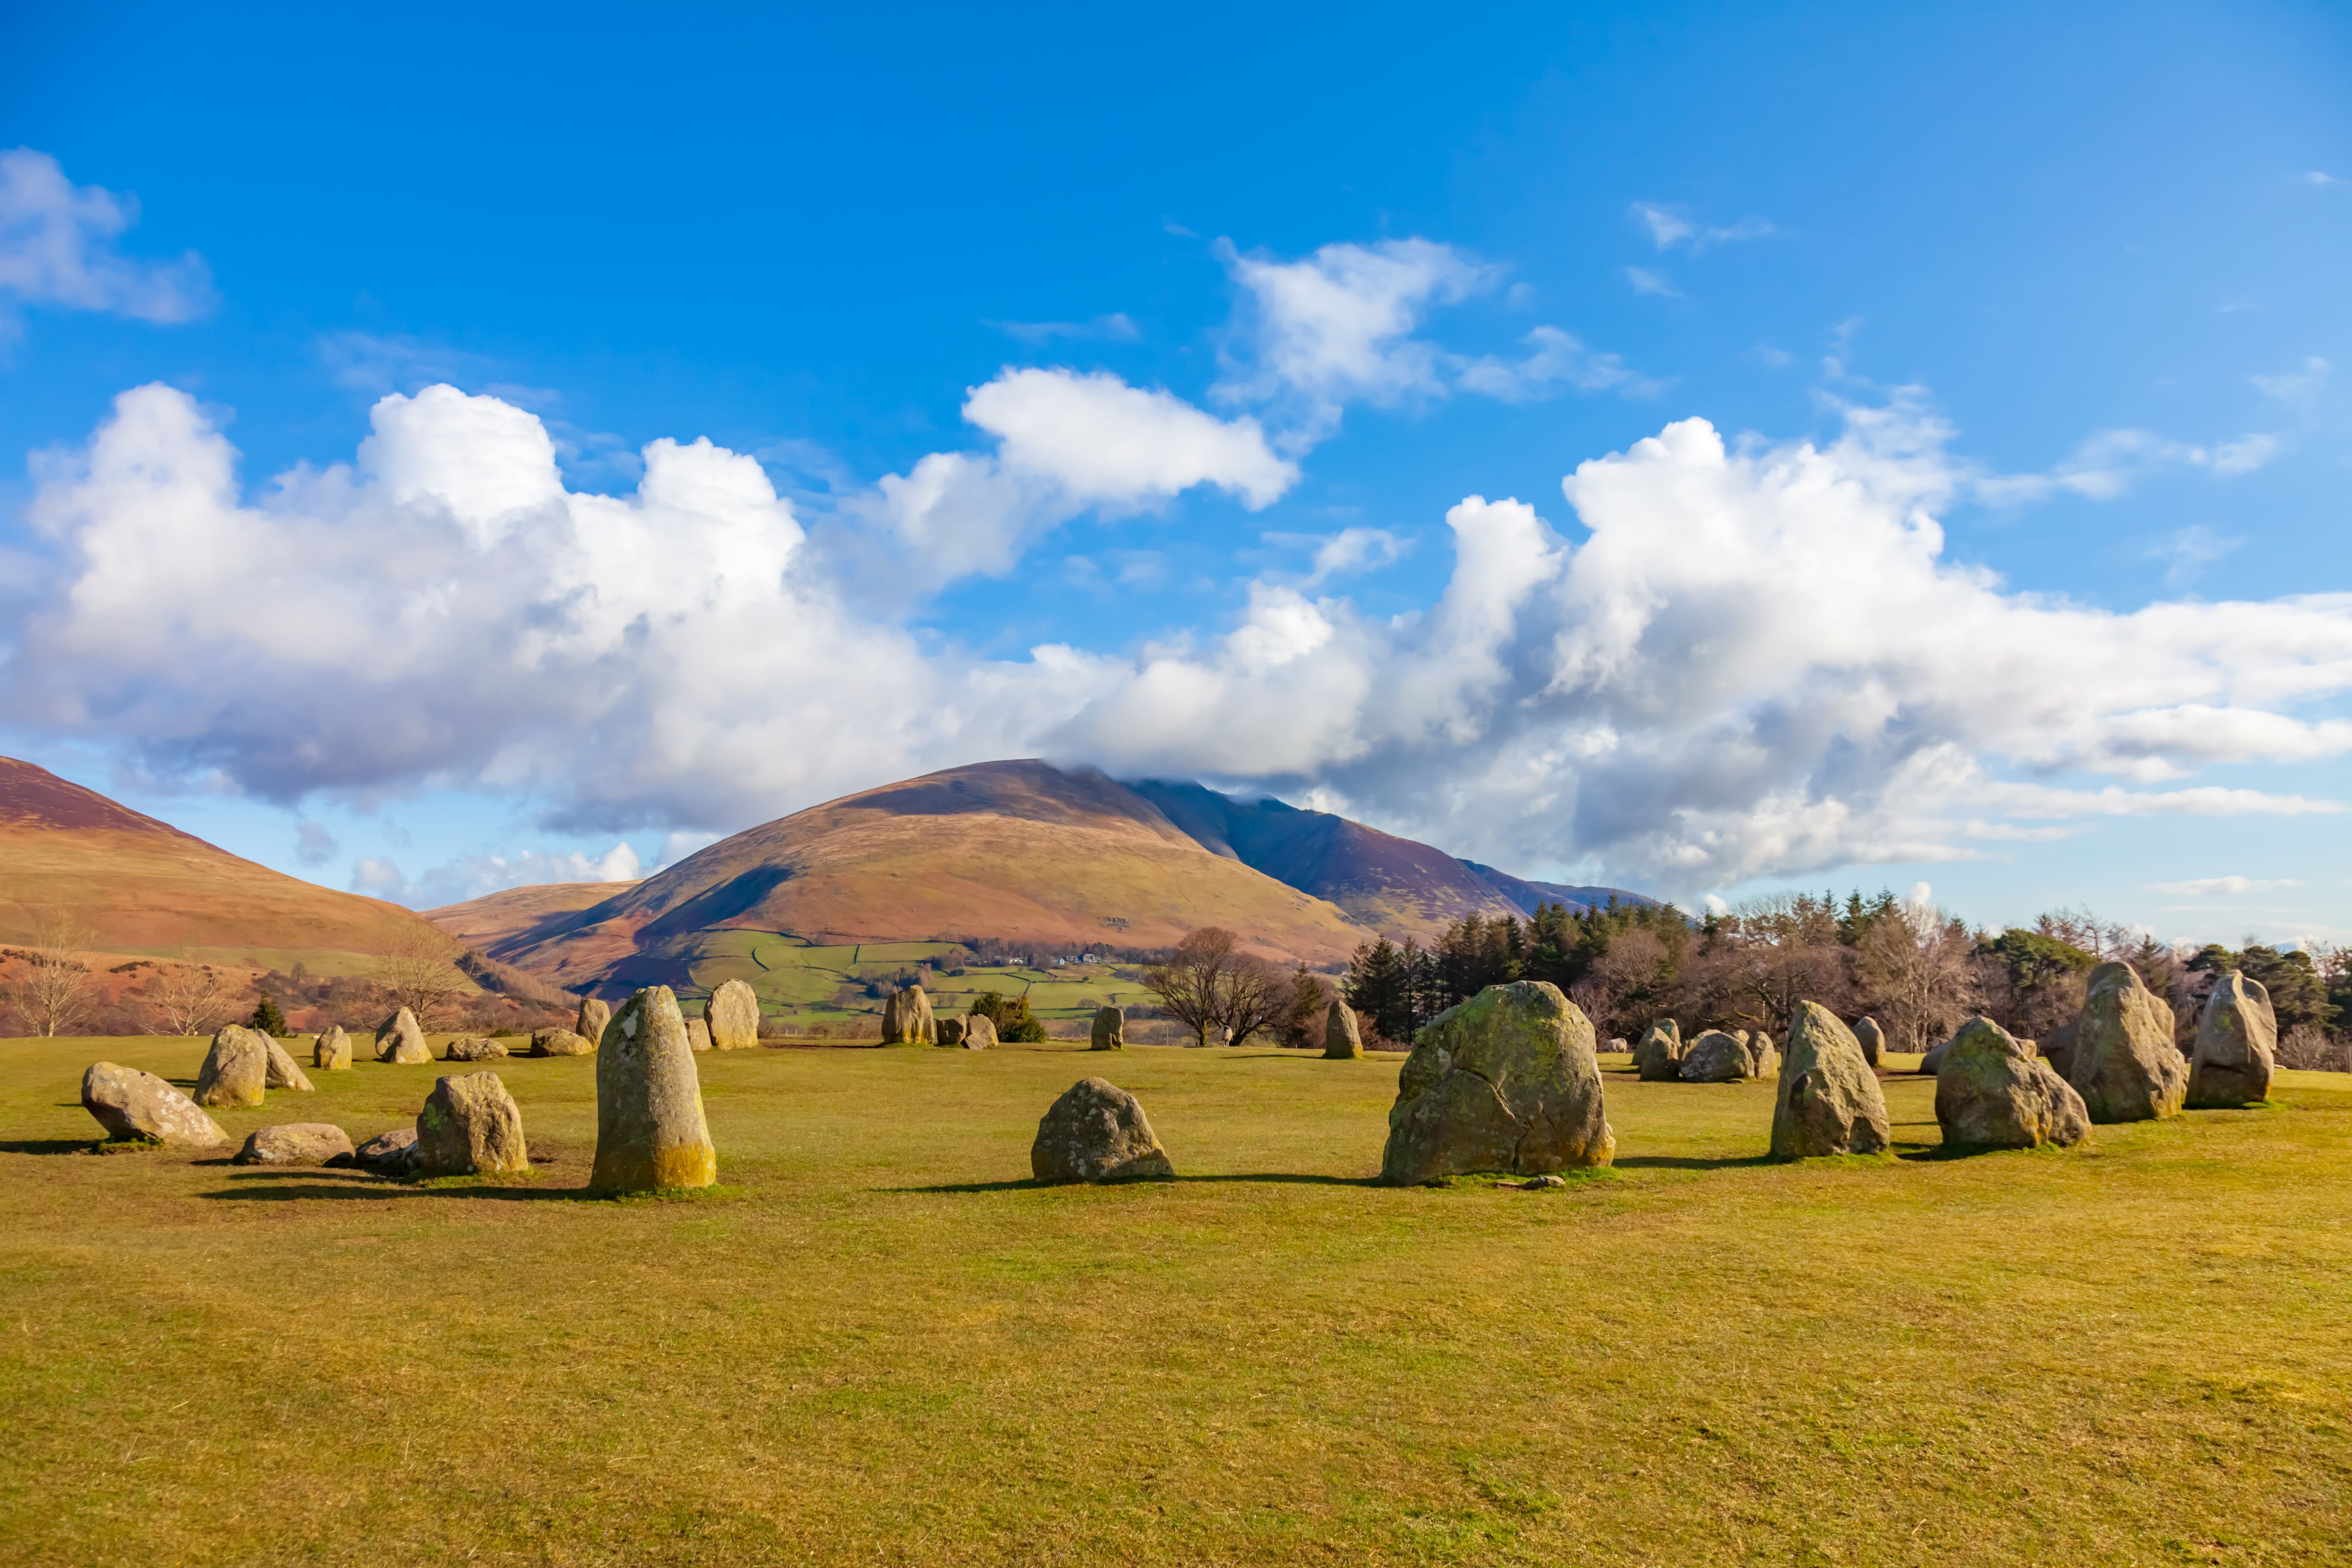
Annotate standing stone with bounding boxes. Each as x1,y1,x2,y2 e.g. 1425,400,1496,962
528,1028,593,1057
1770,1002,1892,1159
882,986,936,1045
591,986,718,1192
1750,1030,1781,1078
1854,1016,1885,1067
1090,1005,1125,1051
1934,1017,2090,1149
1381,981,1615,1185
313,1027,353,1070
961,1013,998,1051
81,1062,228,1147
1324,1000,1364,1060
575,997,612,1049
2068,961,2188,1124
687,1017,713,1051
2188,970,2277,1109
353,1127,420,1176
1030,1077,1175,1183
1633,1019,1684,1082
442,1036,508,1061
236,1123,356,1166
707,978,760,1050
937,1016,967,1047
263,1037,316,1092
194,1025,270,1107
416,1071,529,1177
375,1007,431,1064
1678,1030,1754,1083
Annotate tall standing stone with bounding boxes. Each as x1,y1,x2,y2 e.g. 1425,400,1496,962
263,1037,316,1092
707,978,760,1051
2187,970,2277,1109
1750,1029,1781,1078
1853,1016,1885,1067
882,986,936,1045
313,1027,353,1070
81,1062,228,1147
1323,999,1364,1060
1633,1019,1684,1082
195,1025,270,1108
375,1008,431,1064
1770,1002,1891,1159
2068,962,2188,1124
1934,1017,2090,1149
1090,1005,1125,1051
575,996,612,1049
1381,981,1615,1184
1030,1077,1175,1183
591,986,718,1192
416,1072,529,1177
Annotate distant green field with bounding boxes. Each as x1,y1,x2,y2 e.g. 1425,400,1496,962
672,937,1147,1024
2,1036,2346,1564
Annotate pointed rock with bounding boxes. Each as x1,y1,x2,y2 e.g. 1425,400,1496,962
416,1071,529,1177
1380,981,1614,1185
195,1025,270,1107
707,978,760,1050
263,1037,315,1092
375,1008,430,1064
313,1027,353,1070
1934,1017,2090,1149
81,1062,228,1147
591,986,718,1192
2068,962,2188,1123
576,997,611,1048
1633,1019,1684,1081
1031,1077,1175,1183
1323,999,1364,1059
2188,970,2276,1108
1090,1005,1125,1051
1770,1002,1891,1159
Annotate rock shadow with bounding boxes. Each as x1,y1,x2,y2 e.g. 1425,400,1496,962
1609,1153,1778,1171
0,1136,110,1155
199,1176,592,1203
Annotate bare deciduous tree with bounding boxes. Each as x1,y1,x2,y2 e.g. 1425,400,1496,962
1143,928,1245,1048
148,962,231,1037
1221,957,1292,1048
5,909,100,1038
1856,896,1978,1054
369,928,468,1025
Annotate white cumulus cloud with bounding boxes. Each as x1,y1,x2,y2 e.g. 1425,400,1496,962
0,148,214,329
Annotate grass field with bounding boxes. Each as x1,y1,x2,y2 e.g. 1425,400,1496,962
3,1035,2348,1565
675,935,1147,1026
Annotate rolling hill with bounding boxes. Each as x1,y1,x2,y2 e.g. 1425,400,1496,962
0,756,462,972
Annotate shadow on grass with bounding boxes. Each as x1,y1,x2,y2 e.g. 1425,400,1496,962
894,1172,1384,1194
1611,1153,1777,1171
0,1136,110,1156
200,1176,590,1203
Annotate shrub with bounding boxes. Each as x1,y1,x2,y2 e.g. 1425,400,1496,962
248,996,288,1037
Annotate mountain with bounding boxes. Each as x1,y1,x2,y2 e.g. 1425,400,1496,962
454,760,1657,995
0,756,460,971
1453,861,1653,920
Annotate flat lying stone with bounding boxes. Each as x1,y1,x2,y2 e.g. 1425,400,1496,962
81,1062,228,1147
236,1123,356,1166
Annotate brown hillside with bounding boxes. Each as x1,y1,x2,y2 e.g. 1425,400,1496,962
0,756,461,966
487,761,1371,987
424,879,640,950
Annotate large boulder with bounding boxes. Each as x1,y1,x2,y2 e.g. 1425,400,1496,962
1324,1000,1364,1060
194,1025,270,1107
1679,1030,1754,1083
2068,962,2188,1124
1853,1017,1885,1067
529,1028,593,1057
1770,1002,1892,1159
707,978,761,1050
591,986,718,1192
882,986,936,1045
576,997,612,1048
352,1126,420,1177
2188,971,2277,1109
263,1036,316,1092
236,1123,356,1166
1380,981,1615,1185
1632,1020,1683,1082
1030,1078,1175,1183
442,1036,508,1062
416,1071,529,1177
313,1027,353,1070
962,1013,998,1051
1090,1005,1125,1051
81,1062,228,1147
1934,1017,2091,1149
375,1008,430,1064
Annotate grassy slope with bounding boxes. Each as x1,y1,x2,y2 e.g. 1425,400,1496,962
2,1038,2347,1566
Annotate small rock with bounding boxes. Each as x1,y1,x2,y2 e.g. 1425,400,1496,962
2187,970,2276,1109
1853,1016,1885,1067
442,1036,508,1062
81,1061,228,1147
313,1027,353,1070
1521,1174,1569,1189
1750,1031,1781,1078
375,1007,431,1064
1324,1001,1364,1060
576,997,612,1049
263,1036,316,1092
416,1071,529,1177
195,1025,270,1107
1381,981,1614,1185
707,978,760,1050
1030,1077,1175,1183
1934,1017,2090,1149
1770,1002,1891,1159
961,1013,998,1050
591,986,718,1192
529,1028,593,1057
2068,962,2188,1124
353,1126,420,1176
1090,1005,1125,1052
1678,1030,1753,1083
236,1123,356,1166
1606,1037,1628,1054
1633,1019,1683,1082
937,1017,966,1047
686,1017,713,1051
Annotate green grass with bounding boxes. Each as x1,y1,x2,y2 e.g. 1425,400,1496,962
4,1036,2349,1565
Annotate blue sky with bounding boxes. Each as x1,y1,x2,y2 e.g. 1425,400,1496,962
2,0,2349,943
